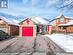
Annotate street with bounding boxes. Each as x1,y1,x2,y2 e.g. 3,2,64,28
0,35,55,55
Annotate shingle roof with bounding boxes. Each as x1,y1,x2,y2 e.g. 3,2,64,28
20,16,49,25
30,16,49,25
0,16,19,26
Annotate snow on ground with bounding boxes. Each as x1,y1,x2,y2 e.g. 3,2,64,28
44,34,73,52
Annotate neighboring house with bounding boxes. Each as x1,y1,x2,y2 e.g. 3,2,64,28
60,20,73,33
49,15,73,33
19,18,36,37
0,16,19,36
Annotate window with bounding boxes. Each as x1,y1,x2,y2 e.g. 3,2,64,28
63,27,66,29
60,27,66,30
60,18,64,22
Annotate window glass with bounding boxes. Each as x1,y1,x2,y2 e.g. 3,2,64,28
60,18,64,22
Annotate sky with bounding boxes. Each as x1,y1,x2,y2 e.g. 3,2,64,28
0,0,73,20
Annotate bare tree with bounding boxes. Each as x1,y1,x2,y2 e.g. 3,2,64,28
59,0,73,9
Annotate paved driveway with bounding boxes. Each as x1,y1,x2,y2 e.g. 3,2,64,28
0,35,55,55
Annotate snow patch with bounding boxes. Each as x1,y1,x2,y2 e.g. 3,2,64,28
60,20,73,26
31,16,49,25
13,19,19,23
44,34,73,52
0,16,19,26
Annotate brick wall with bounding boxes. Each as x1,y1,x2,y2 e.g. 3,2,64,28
66,26,73,33
10,25,19,36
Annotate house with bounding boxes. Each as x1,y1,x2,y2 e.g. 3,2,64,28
0,16,19,36
30,16,49,34
19,16,49,37
49,15,73,33
19,18,36,37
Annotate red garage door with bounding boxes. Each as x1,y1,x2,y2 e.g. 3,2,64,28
22,27,33,37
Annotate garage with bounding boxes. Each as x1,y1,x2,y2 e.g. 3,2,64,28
0,16,19,36
19,18,36,37
22,27,33,36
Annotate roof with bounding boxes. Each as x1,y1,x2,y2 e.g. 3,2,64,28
60,20,73,26
56,14,65,18
51,15,72,22
44,34,73,52
49,18,56,23
56,15,73,20
30,16,49,25
0,16,19,26
49,19,56,26
20,16,49,25
49,15,73,25
19,18,37,25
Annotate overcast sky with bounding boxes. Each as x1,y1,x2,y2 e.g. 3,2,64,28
0,0,73,20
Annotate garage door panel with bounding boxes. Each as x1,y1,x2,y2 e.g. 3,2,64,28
22,27,33,37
